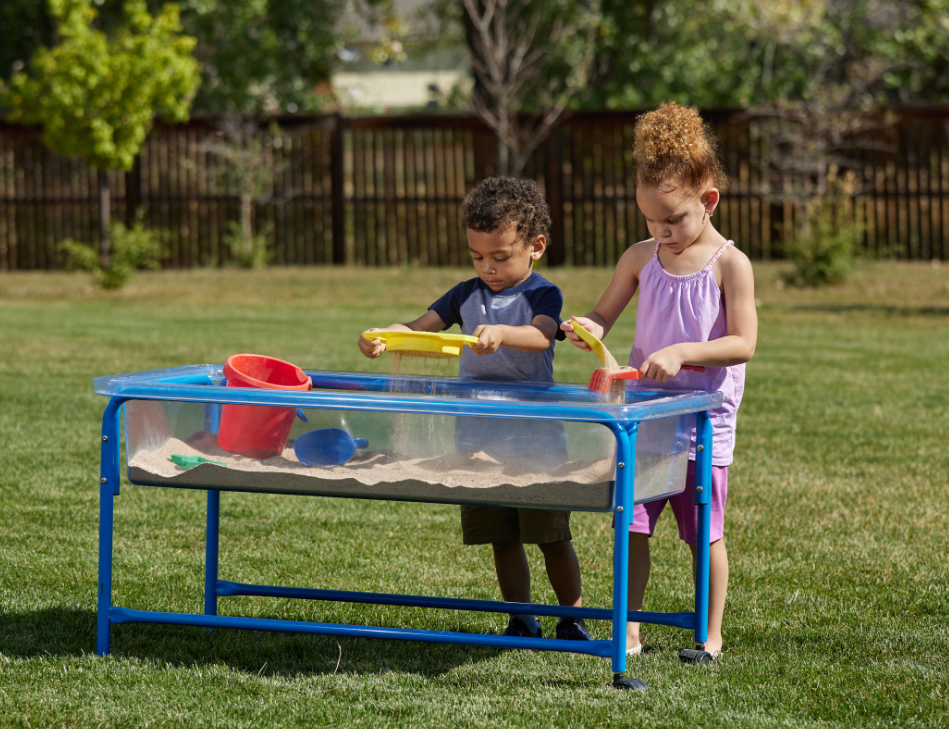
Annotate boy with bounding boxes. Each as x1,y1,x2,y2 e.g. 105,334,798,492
358,176,588,641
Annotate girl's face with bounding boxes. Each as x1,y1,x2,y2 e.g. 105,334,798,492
467,225,545,292
636,183,718,254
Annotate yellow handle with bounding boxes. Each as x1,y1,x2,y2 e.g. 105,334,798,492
570,319,609,364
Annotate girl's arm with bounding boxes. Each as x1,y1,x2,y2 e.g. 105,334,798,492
358,310,448,358
640,248,758,381
560,241,653,351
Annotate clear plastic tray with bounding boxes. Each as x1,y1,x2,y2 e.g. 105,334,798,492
97,367,719,512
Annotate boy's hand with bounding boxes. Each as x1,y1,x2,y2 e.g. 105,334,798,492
358,328,386,359
640,346,685,383
471,324,504,355
560,316,602,352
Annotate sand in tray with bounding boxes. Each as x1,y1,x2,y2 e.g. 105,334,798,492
127,431,617,511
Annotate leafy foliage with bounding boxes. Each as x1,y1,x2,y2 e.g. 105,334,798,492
1,0,200,172
781,168,866,288
588,0,949,109
223,221,273,269
59,210,167,288
1,0,388,114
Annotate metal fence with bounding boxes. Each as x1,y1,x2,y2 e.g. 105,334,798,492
1,107,947,270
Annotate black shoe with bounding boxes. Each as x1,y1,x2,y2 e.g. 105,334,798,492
503,615,542,638
556,617,591,641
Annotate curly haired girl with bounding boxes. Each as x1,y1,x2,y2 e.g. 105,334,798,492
562,102,758,658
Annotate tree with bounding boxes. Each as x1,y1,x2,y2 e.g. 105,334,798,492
1,0,200,269
184,117,291,268
1,0,388,115
587,0,949,109
460,0,604,176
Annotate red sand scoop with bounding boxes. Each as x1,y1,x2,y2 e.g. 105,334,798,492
568,318,706,395
588,365,705,394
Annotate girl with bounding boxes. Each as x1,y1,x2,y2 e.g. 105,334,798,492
562,103,757,657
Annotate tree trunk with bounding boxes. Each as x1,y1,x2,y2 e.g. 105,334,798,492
98,169,111,270
240,192,253,262
497,135,510,177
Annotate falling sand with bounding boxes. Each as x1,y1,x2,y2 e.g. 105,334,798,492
583,337,629,406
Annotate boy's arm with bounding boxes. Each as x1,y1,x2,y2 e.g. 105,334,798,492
471,314,558,355
358,310,448,359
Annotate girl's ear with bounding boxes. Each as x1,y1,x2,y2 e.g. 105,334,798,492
530,234,547,260
702,188,720,214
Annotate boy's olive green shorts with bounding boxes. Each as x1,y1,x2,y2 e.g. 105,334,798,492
460,505,572,545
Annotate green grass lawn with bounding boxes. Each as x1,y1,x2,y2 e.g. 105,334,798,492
1,262,948,728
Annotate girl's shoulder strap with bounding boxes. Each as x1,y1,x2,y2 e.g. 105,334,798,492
707,239,734,267
653,241,661,256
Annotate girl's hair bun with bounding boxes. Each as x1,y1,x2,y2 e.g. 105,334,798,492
633,102,728,194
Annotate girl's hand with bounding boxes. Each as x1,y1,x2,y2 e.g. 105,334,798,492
358,328,386,359
560,316,603,352
471,324,503,354
640,346,686,383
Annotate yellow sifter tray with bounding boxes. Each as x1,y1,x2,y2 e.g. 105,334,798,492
363,330,480,358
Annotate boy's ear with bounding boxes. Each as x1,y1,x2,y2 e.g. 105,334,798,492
529,234,547,260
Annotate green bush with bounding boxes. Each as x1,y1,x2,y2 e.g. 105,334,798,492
222,220,272,269
59,210,166,289
782,198,864,287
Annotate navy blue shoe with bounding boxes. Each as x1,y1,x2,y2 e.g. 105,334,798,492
503,615,543,638
556,617,591,641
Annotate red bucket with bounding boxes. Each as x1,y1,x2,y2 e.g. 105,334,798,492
218,354,312,459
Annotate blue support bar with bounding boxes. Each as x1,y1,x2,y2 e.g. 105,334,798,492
610,423,637,674
205,490,220,617
693,410,713,647
108,608,615,657
96,397,126,656
214,580,697,631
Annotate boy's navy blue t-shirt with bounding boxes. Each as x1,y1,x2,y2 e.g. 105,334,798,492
429,272,566,384
429,271,568,466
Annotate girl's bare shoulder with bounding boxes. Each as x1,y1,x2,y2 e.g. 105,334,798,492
715,243,754,287
617,238,657,276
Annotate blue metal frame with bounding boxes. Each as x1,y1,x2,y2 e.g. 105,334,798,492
95,367,719,679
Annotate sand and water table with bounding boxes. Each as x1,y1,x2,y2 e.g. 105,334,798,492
93,363,722,689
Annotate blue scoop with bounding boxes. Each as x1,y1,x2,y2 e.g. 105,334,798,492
294,428,369,466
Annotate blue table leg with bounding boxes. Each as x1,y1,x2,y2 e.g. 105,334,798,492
610,424,646,690
96,398,125,656
205,490,220,617
693,410,712,647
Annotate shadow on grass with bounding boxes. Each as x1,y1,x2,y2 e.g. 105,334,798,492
792,303,949,317
0,606,505,679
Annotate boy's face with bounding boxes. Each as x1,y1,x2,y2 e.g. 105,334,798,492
467,225,545,292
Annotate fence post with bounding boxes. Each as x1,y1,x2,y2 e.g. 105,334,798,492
545,122,565,267
125,155,142,227
330,113,346,265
